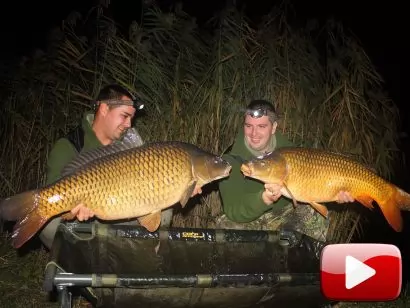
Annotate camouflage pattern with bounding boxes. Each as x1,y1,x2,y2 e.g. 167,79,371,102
215,201,330,243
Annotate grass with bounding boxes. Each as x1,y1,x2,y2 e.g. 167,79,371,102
0,233,55,308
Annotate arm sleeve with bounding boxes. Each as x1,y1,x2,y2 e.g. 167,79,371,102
45,138,77,185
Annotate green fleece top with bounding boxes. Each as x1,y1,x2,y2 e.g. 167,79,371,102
218,128,295,223
45,112,102,185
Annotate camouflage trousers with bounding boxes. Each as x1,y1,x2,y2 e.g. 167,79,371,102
215,203,330,243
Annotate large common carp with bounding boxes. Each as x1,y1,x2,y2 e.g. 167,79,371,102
0,141,232,248
240,147,410,233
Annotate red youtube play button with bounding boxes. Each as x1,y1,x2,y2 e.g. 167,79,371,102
320,243,402,301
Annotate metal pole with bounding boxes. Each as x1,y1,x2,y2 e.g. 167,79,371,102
54,272,320,289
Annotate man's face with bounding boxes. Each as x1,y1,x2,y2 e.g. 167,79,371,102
103,95,136,141
243,114,277,152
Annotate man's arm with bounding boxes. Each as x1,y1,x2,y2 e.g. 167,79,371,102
218,132,296,223
45,138,78,185
218,155,290,223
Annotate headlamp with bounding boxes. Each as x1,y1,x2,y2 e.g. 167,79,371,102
132,100,144,110
96,99,145,110
245,107,270,118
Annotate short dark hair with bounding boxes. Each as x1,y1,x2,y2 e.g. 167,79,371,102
245,99,278,123
93,84,144,113
96,84,135,102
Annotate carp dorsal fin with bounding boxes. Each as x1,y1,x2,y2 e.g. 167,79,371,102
61,131,142,177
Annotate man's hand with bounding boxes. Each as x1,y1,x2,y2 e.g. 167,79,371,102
71,203,95,221
191,184,202,197
336,191,355,203
261,183,283,205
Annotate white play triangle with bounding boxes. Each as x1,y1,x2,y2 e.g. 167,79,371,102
345,255,376,289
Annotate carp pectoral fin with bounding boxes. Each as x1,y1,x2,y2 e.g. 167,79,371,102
282,182,298,209
138,211,161,232
291,198,298,209
355,195,375,209
309,202,329,219
180,181,197,208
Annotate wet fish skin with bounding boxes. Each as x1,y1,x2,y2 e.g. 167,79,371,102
240,147,410,233
0,141,232,248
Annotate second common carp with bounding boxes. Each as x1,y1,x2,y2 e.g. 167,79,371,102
0,140,232,248
240,147,410,232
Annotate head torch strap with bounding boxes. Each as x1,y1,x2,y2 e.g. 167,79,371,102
94,99,144,110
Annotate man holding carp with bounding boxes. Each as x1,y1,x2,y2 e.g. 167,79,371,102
38,84,203,249
38,90,357,248
45,89,355,245
3,83,408,250
216,99,355,242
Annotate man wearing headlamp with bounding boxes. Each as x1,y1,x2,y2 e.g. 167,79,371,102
39,84,182,249
217,99,354,242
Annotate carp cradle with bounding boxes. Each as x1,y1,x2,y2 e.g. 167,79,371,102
43,222,332,307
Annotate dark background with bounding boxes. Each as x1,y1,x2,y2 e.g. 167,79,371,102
0,0,405,117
